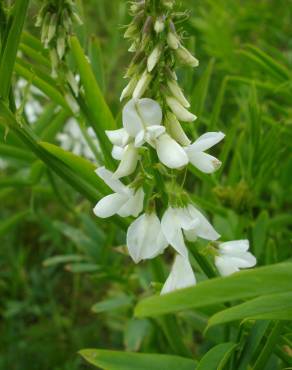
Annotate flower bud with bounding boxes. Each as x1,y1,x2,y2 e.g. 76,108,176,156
167,79,190,108
147,44,162,72
167,31,180,50
128,41,137,53
166,96,197,122
132,70,152,99
176,46,199,67
124,22,138,39
120,76,138,101
65,93,80,114
67,71,79,96
46,13,57,43
41,12,51,46
57,27,66,59
154,16,165,33
166,112,191,146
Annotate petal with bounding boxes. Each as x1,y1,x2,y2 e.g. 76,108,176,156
219,240,250,254
127,213,166,263
187,205,220,241
183,228,198,242
176,207,200,230
111,145,125,160
161,254,196,294
93,193,128,218
228,253,257,268
215,256,239,276
95,166,131,195
118,188,144,217
188,132,225,152
134,129,146,147
156,133,189,169
161,207,188,258
137,98,163,127
122,99,144,137
105,128,129,147
187,151,221,174
113,144,139,179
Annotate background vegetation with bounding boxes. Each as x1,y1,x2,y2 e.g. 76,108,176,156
0,0,291,369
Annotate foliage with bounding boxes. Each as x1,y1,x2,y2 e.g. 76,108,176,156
0,0,291,369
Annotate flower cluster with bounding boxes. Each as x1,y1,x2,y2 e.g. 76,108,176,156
93,0,256,294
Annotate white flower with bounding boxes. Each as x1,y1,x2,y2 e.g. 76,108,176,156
161,205,220,258
166,96,197,122
154,16,165,33
122,98,165,147
112,143,139,179
184,132,225,174
215,240,257,276
93,167,144,218
127,212,168,263
57,118,98,161
155,133,188,169
161,254,196,294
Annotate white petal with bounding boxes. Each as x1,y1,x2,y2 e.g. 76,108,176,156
93,193,128,218
105,128,129,147
112,145,125,160
219,240,249,254
166,96,197,122
188,132,225,152
161,254,196,294
137,98,163,127
228,254,257,269
187,151,221,174
155,133,189,169
127,213,167,263
176,207,200,230
118,188,144,217
215,256,239,276
122,99,144,137
161,207,188,258
95,166,131,195
183,229,198,242
134,129,146,147
113,144,139,179
187,205,220,241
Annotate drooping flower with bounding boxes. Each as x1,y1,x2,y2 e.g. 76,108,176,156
126,212,168,263
215,240,257,276
93,167,144,218
161,205,220,258
161,254,196,294
184,132,225,174
155,133,189,169
122,98,165,146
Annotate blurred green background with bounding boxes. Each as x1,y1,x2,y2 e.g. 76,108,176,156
0,0,291,369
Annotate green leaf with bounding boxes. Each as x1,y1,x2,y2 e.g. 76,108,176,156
0,210,28,237
79,349,197,370
135,262,292,317
65,263,100,273
39,141,108,194
208,292,292,328
196,342,237,370
91,295,134,314
0,0,30,98
70,36,115,166
43,254,87,267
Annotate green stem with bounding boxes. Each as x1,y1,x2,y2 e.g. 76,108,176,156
189,244,218,279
